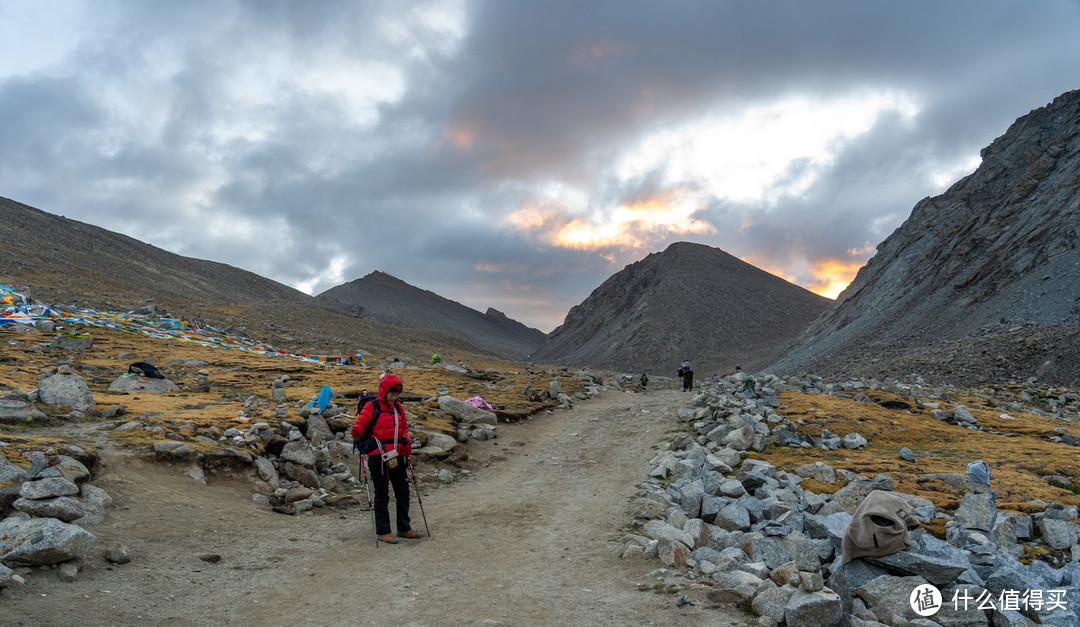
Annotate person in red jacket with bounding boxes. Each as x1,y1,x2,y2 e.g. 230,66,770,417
351,373,418,543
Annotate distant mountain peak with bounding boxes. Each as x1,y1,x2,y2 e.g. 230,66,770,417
316,273,545,360
529,241,831,374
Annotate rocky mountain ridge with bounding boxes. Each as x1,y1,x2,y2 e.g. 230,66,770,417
316,270,545,360
768,89,1080,387
529,242,832,376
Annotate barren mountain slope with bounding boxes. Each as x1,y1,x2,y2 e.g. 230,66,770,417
530,242,832,376
0,197,490,361
317,271,546,360
768,89,1080,387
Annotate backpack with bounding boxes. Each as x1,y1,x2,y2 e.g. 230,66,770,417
352,395,381,454
840,490,920,565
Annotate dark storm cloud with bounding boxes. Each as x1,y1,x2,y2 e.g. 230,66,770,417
1,1,1078,331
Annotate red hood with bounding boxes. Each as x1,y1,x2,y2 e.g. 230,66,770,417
377,373,404,401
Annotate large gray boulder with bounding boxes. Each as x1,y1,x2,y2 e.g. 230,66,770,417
13,496,86,522
37,372,96,412
108,375,180,393
0,516,97,566
437,396,497,425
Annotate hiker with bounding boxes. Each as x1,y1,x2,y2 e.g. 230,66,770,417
639,372,648,393
677,360,693,392
431,353,442,365
351,373,418,544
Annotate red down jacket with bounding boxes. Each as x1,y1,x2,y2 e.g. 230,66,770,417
350,373,412,457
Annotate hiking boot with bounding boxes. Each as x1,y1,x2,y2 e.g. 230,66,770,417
399,529,421,539
378,534,399,544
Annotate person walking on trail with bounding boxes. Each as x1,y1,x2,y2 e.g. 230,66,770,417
351,373,419,544
639,372,648,393
677,360,694,392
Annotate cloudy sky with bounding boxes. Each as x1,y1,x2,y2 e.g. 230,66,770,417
2,1,1078,331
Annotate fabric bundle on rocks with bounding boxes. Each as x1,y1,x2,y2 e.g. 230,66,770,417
840,489,920,565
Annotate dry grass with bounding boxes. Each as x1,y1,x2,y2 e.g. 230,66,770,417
757,389,1080,511
4,324,1080,517
0,325,590,464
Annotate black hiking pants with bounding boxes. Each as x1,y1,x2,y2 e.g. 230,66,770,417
682,371,693,391
368,455,412,535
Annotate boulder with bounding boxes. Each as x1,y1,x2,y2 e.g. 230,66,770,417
0,516,97,566
37,372,96,412
107,375,180,394
438,396,497,425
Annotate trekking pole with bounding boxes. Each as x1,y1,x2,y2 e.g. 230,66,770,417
355,440,380,548
406,457,430,538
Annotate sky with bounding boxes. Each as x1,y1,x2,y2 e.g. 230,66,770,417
2,1,1078,332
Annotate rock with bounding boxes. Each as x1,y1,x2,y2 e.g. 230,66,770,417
899,447,916,461
753,584,796,623
420,432,458,452
37,371,95,412
105,545,132,564
954,492,997,532
107,375,180,393
0,455,28,482
785,588,843,627
13,496,86,522
0,398,35,423
57,561,79,582
279,441,317,467
19,476,80,499
152,440,197,459
438,395,497,424
0,517,97,566
794,462,838,483
75,484,113,526
865,550,971,587
1036,519,1080,550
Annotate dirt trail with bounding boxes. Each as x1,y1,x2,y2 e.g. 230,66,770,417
3,389,752,626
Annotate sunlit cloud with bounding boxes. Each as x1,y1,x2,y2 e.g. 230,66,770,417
505,188,715,251
744,241,875,300
618,91,920,204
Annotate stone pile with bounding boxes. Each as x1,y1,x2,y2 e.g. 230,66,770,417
620,373,1080,626
0,450,109,590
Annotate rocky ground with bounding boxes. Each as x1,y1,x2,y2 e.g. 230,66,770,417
2,387,751,627
3,314,1080,626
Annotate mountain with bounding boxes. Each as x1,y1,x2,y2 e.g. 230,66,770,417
767,89,1080,387
528,242,832,376
316,271,546,360
0,196,487,361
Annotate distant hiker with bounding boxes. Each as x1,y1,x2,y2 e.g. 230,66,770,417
351,373,418,544
431,353,442,365
639,372,648,393
128,362,164,379
744,376,757,398
677,360,693,392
